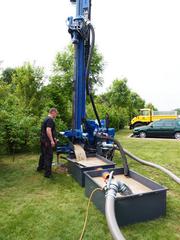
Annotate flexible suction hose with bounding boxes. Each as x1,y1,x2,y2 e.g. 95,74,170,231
105,192,126,240
124,148,180,184
96,134,180,184
96,134,129,176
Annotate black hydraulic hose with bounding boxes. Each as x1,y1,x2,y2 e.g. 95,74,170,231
96,134,129,176
89,93,102,126
124,148,180,184
85,22,101,128
85,23,94,96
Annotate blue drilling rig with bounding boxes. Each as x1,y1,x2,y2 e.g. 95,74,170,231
58,0,116,160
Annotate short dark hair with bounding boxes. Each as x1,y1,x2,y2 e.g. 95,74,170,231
49,108,58,114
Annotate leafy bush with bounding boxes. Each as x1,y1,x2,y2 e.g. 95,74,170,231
86,102,129,130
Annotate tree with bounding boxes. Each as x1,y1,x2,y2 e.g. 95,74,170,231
145,103,157,111
86,102,129,130
46,45,105,128
12,63,44,116
0,93,37,154
174,108,180,115
107,78,131,108
0,64,45,154
89,45,104,89
129,92,145,119
52,44,104,95
130,92,145,110
1,68,16,84
96,78,146,127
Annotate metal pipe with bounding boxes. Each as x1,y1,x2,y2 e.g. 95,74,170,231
124,148,180,184
105,190,126,240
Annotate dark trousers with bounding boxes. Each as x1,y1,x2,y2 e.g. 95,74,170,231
38,141,53,176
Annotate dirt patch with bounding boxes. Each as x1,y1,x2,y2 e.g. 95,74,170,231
52,165,68,174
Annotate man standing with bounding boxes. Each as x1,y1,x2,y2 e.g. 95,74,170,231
37,108,58,178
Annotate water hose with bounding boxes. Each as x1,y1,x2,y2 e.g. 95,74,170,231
124,148,180,184
79,187,103,240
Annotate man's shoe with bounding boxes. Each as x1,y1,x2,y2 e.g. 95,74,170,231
36,167,44,172
44,174,52,178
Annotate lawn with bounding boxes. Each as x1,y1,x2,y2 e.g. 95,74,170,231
0,129,180,240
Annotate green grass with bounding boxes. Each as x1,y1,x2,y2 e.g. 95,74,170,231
0,130,180,240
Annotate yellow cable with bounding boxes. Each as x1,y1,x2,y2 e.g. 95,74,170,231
79,187,103,240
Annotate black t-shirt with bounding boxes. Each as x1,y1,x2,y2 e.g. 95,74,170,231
40,116,56,142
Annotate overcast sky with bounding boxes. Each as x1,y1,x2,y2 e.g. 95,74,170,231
0,0,180,110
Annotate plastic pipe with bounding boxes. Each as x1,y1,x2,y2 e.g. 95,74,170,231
124,148,180,184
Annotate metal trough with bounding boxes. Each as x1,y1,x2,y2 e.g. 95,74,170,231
85,168,167,226
67,154,115,187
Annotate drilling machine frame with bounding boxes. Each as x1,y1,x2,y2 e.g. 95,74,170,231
57,0,115,159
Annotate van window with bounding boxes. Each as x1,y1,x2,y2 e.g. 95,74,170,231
163,121,175,127
176,120,180,126
153,121,164,127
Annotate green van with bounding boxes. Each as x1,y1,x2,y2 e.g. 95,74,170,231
133,119,180,139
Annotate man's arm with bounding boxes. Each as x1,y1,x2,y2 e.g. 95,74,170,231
46,127,55,147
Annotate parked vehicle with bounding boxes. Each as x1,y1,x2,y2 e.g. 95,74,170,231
130,108,177,129
133,119,180,139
